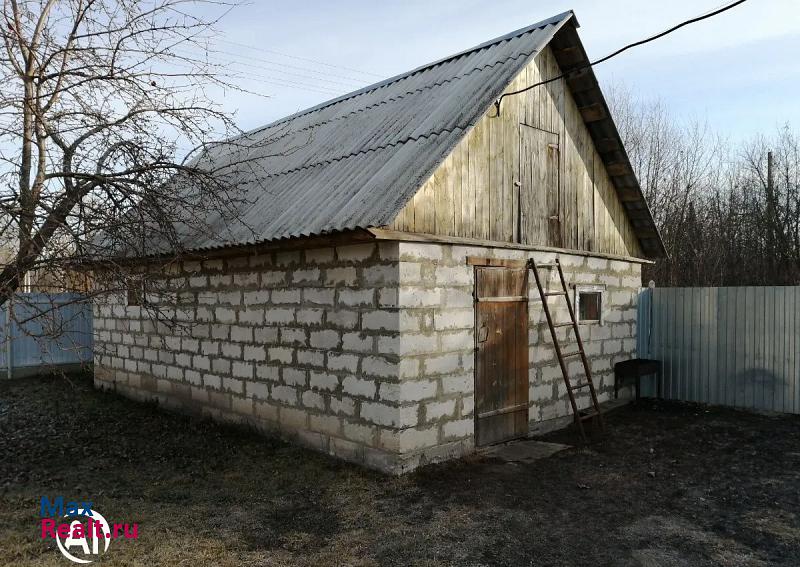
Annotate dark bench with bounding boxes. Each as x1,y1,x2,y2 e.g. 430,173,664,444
614,358,662,401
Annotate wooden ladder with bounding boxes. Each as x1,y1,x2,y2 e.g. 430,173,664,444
528,258,605,442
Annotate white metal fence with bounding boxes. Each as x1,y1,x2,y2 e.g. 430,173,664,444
0,293,93,378
637,286,800,414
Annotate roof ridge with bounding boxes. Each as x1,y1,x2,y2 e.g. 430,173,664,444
239,11,574,138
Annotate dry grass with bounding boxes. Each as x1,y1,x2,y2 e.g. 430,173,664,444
1,373,799,566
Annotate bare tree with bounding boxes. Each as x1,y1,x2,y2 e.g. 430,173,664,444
0,0,269,315
609,83,800,287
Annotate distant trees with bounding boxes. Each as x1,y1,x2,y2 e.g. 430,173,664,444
609,85,800,286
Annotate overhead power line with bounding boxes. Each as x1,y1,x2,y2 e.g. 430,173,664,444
494,0,749,114
217,38,384,79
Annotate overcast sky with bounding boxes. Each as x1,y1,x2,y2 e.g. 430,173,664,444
199,0,799,142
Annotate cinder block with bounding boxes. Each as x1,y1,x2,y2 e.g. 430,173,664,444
342,375,376,398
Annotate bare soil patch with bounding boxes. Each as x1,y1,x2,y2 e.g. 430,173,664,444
1,373,799,566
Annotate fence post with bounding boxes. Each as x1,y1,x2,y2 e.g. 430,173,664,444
5,295,12,379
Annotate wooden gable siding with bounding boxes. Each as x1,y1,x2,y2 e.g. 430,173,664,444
389,46,643,258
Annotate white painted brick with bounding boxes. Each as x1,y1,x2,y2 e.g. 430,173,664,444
212,358,231,374
424,353,462,375
343,421,375,444
302,390,325,410
272,289,302,304
425,399,456,421
243,345,267,361
282,368,307,387
342,332,373,352
254,327,278,344
399,242,442,261
268,347,293,364
399,311,420,332
304,288,335,306
360,401,397,427
309,371,339,391
326,310,359,329
297,308,324,325
204,373,221,389
396,427,439,451
434,309,474,330
230,326,253,343
193,355,211,371
297,348,325,367
399,262,423,283
186,370,202,386
221,343,242,358
330,395,355,416
378,288,398,308
441,330,474,351
280,327,307,346
442,288,473,307
361,356,397,378
305,247,334,264
232,361,254,379
325,267,357,286
435,266,472,286
336,243,375,262
442,374,475,394
399,333,440,355
243,290,270,305
342,375,376,398
271,385,297,405
399,287,442,307
327,353,360,372
247,381,269,399
364,265,399,285
399,358,420,379
293,268,321,283
362,310,398,331
265,308,295,325
442,418,473,439
261,271,286,286
309,329,340,349
338,288,374,307
223,377,244,394
461,395,475,417
256,364,280,382
215,307,236,324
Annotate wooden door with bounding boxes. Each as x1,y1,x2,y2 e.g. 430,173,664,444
519,124,561,247
474,266,529,446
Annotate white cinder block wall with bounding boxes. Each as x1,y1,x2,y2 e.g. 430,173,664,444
94,239,642,474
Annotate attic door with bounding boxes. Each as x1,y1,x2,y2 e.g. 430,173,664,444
474,266,529,446
519,124,561,247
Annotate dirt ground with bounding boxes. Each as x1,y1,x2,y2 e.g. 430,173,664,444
1,373,799,566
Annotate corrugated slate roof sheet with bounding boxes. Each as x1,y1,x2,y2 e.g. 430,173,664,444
187,12,572,249
183,10,664,257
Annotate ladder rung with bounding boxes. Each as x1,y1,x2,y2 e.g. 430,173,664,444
561,350,583,358
535,263,557,269
544,291,567,296
553,322,574,328
579,412,600,421
570,382,592,390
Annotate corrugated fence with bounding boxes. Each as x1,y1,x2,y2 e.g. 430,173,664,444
0,293,93,378
637,286,800,414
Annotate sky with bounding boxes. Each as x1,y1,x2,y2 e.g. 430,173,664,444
193,0,800,143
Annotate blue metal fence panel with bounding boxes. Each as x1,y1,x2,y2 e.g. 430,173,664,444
1,293,93,375
637,286,800,414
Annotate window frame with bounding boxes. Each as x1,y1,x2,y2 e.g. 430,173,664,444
574,284,606,324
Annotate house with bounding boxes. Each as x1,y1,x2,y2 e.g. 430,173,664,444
93,11,664,473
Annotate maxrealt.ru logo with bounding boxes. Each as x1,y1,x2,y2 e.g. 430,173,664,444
39,496,138,564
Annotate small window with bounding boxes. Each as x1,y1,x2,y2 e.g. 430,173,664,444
575,285,605,324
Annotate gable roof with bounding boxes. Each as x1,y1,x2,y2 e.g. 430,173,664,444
188,11,664,257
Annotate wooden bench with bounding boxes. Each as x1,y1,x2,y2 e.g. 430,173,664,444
614,359,662,401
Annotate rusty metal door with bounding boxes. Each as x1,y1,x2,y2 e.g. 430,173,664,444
474,266,529,446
